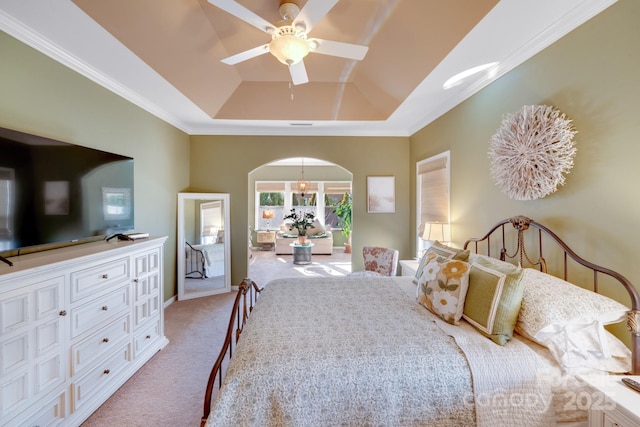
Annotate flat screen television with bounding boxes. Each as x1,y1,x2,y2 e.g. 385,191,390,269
0,126,134,256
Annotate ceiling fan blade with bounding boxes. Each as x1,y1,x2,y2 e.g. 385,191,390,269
289,61,309,85
221,44,269,65
294,0,338,32
208,0,274,34
311,39,369,60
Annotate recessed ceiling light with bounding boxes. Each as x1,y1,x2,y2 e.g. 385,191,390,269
443,62,499,90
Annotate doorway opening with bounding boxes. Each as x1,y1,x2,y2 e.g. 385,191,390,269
248,157,353,283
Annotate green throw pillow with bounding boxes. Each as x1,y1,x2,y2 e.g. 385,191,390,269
414,241,470,284
463,256,524,345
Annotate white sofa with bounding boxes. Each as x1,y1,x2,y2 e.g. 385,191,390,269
275,232,334,255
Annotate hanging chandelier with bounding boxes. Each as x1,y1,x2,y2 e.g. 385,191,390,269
297,157,309,197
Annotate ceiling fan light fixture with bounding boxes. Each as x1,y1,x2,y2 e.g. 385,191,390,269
269,29,311,65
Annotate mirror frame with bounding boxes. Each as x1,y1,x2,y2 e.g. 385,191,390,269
177,192,231,300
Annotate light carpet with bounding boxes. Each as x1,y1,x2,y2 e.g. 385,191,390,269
82,249,351,426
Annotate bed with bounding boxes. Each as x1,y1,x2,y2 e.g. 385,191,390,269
201,215,640,427
185,242,225,278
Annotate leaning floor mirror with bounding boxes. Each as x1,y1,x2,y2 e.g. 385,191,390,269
177,192,231,300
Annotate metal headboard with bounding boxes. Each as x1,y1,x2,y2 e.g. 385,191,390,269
464,215,640,374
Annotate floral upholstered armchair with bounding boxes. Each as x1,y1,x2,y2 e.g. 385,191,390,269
349,246,399,277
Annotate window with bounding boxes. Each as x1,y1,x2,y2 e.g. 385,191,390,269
416,151,450,256
201,201,223,244
323,182,351,228
256,183,285,230
255,181,351,231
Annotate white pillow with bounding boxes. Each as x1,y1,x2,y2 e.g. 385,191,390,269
536,322,631,373
516,268,629,341
516,268,630,372
307,218,326,236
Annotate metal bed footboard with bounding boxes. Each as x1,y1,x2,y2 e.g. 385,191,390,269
201,278,262,427
185,241,206,279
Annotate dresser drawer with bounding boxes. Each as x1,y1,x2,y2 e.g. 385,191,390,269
1,276,64,337
134,291,160,329
70,286,130,338
134,248,160,277
12,390,66,427
70,314,131,376
71,343,131,412
70,258,130,303
133,318,161,358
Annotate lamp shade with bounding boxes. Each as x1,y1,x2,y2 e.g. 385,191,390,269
422,222,450,242
262,210,274,220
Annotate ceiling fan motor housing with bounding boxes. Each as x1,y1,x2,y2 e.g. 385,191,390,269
278,2,300,21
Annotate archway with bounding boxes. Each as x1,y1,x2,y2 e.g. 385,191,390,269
248,157,353,283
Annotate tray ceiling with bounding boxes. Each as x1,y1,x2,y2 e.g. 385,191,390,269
0,0,617,136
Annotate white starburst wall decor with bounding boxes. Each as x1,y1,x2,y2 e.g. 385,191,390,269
488,104,577,201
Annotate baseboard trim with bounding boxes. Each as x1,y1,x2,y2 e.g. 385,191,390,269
163,295,176,309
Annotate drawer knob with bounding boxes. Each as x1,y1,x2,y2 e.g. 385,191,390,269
59,310,67,316
101,274,108,279
103,369,110,375
102,306,108,311
103,337,109,343
146,335,151,339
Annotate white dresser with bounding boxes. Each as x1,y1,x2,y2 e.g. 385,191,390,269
0,237,169,426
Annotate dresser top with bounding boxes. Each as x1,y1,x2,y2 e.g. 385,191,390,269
0,236,167,280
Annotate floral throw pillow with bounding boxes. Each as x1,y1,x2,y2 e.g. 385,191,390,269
413,241,470,285
417,259,471,325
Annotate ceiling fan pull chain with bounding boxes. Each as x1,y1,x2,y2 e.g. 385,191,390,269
289,81,294,101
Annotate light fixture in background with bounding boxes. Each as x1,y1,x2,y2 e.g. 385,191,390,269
268,3,316,66
297,157,309,197
262,209,274,230
422,222,451,243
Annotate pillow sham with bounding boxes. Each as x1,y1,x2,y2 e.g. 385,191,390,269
417,259,471,325
515,268,629,342
536,322,631,373
414,241,470,285
462,256,524,345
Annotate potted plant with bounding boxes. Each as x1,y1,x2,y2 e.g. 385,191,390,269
333,192,352,253
283,209,315,244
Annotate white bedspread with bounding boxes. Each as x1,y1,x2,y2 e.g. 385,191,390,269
206,277,564,426
192,243,224,277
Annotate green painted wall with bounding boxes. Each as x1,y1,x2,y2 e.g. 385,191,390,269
2,0,639,325
0,31,190,303
410,0,639,341
189,135,410,285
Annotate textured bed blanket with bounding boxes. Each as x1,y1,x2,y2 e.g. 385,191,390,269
206,277,476,426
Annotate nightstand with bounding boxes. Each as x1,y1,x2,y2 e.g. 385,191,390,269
399,259,420,277
579,374,640,427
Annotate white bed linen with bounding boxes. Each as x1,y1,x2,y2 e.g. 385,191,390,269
392,276,589,426
207,277,582,426
191,243,224,277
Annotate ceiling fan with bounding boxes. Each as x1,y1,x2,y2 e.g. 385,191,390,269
208,0,369,85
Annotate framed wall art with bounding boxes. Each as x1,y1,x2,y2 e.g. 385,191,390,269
367,176,395,213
